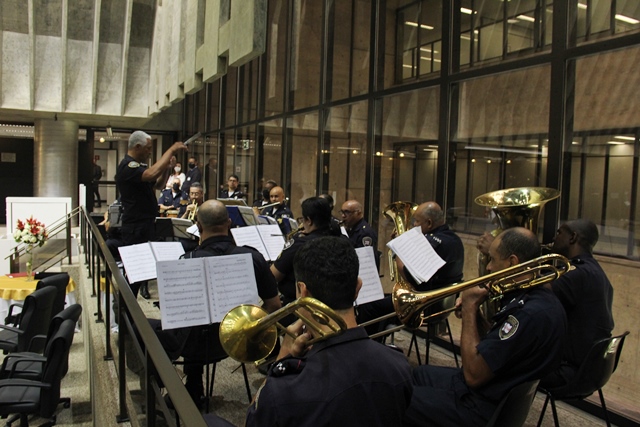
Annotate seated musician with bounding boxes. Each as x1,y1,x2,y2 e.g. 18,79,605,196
246,236,413,426
540,219,614,389
158,177,187,217
133,200,281,408
404,227,567,427
260,186,294,233
180,181,205,220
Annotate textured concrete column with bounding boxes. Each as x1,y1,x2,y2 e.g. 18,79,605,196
33,119,79,207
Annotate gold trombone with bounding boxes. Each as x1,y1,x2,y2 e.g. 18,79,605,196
219,297,347,363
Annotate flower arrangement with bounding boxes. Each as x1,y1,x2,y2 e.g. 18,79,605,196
14,217,49,247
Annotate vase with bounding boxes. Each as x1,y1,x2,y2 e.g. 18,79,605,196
25,246,34,281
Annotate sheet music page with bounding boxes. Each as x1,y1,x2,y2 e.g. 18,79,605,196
355,246,385,305
118,243,157,283
230,227,269,261
203,253,260,322
150,241,185,261
156,259,211,329
340,226,349,237
386,227,445,283
186,224,200,238
256,224,286,260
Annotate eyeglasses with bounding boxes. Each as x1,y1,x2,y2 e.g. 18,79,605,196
340,210,359,216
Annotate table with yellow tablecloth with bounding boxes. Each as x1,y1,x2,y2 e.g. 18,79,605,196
0,275,77,325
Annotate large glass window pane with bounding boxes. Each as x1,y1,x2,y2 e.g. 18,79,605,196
290,0,323,110
289,111,320,218
324,101,369,211
239,58,259,124
224,69,238,129
204,134,220,201
615,0,640,34
258,119,284,190
208,82,220,131
265,0,287,117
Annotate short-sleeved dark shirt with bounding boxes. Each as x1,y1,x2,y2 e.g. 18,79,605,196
115,154,158,224
181,166,202,193
246,327,413,427
551,252,614,367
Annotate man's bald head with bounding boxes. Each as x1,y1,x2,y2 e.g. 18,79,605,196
413,201,444,234
270,186,286,205
197,200,230,231
340,200,363,229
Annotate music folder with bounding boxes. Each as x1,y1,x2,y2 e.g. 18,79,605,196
230,224,285,261
156,253,260,330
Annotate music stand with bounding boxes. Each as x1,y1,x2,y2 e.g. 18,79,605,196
226,206,259,227
155,217,197,240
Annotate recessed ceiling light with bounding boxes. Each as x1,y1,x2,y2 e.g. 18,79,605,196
615,14,640,24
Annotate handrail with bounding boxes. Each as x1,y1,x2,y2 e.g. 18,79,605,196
79,206,207,426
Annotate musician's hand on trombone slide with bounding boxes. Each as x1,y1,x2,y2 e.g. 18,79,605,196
278,319,312,360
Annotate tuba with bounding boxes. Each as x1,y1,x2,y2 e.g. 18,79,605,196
219,297,347,363
383,202,418,281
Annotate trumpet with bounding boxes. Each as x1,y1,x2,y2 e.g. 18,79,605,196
186,198,198,221
219,297,347,363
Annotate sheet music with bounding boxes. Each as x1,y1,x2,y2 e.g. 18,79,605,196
186,224,200,237
150,241,185,261
156,259,210,329
230,227,269,261
355,246,385,305
256,224,286,260
203,254,260,322
386,227,445,284
118,243,157,283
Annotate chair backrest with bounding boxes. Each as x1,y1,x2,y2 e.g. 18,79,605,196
553,331,630,398
39,319,76,418
36,273,70,317
485,379,540,427
16,286,57,352
43,304,83,377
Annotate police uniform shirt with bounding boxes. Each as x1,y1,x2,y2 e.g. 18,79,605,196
181,165,202,193
476,287,567,403
219,188,245,199
262,204,293,220
158,189,187,213
115,154,157,224
246,326,413,427
408,224,464,291
551,253,614,367
185,235,279,302
347,218,378,249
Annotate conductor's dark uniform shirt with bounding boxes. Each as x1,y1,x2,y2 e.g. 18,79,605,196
404,287,567,427
246,326,413,427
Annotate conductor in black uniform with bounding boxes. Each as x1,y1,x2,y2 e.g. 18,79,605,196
540,219,614,389
404,228,567,427
115,130,188,296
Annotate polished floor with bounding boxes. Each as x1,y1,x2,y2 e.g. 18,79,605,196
0,256,618,427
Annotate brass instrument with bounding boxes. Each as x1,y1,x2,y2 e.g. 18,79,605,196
187,198,198,221
383,202,418,281
219,297,347,363
392,253,570,329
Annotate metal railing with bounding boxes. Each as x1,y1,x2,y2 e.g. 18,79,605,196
78,206,207,427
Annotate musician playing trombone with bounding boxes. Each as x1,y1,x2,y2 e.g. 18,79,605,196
246,236,413,427
404,228,567,427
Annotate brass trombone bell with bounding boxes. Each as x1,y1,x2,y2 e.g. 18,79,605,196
219,297,347,363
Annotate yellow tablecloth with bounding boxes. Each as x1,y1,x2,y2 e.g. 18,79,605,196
0,276,77,301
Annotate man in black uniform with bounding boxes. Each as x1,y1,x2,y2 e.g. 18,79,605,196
115,130,188,297
246,236,413,427
219,174,245,199
404,228,567,427
253,179,277,208
158,177,187,217
340,199,380,269
146,200,281,408
262,186,294,234
540,219,614,389
181,155,202,194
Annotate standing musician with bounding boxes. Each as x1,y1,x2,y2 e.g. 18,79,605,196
181,182,204,221
540,219,614,389
246,237,413,427
158,177,187,217
404,228,567,427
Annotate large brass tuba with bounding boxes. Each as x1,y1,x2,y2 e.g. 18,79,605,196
383,202,418,281
392,253,570,329
475,187,561,275
219,297,347,363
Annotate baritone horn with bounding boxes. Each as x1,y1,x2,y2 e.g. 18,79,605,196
219,297,347,363
392,253,570,329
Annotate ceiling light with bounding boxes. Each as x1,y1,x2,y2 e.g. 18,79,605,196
420,47,439,53
607,141,626,145
461,7,474,14
465,146,543,155
487,160,492,164
405,21,434,30
572,141,580,145
106,125,113,137
471,159,476,163
614,135,635,141
577,3,587,10
506,159,512,164
517,14,535,22
402,64,414,68
399,153,405,157
352,150,358,154
615,14,640,24
99,137,106,143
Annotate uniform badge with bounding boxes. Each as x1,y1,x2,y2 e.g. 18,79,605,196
362,237,373,247
283,239,294,250
128,161,140,168
499,315,519,340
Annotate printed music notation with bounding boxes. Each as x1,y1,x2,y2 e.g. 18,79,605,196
355,246,385,305
386,227,445,284
230,224,285,261
118,241,185,283
156,253,259,330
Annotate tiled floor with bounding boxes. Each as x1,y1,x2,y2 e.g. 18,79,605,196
1,259,619,427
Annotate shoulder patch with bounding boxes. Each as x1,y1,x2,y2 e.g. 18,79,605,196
499,315,519,340
362,236,373,247
128,161,140,168
283,239,294,250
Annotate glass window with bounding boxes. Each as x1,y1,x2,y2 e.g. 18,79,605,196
396,0,442,82
224,68,238,129
290,0,323,110
258,119,284,190
288,111,320,218
204,134,220,201
239,58,259,124
264,0,288,117
576,0,640,42
208,82,221,132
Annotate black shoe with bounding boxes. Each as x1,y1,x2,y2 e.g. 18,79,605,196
140,286,151,300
